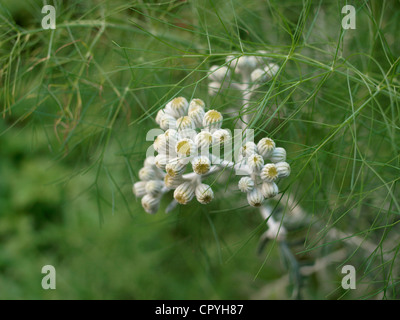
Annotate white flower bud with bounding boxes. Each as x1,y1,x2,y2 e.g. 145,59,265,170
264,63,279,79
275,162,291,178
238,177,255,193
154,133,168,154
250,68,266,82
144,156,156,168
175,138,197,158
212,129,231,145
260,163,278,182
191,156,211,175
141,194,160,214
165,97,188,118
247,188,264,207
164,129,180,154
145,180,164,196
257,137,275,158
188,104,205,128
240,141,258,157
208,81,222,96
195,131,213,150
195,184,214,204
209,65,231,82
176,116,195,131
133,181,147,198
166,158,187,177
155,109,167,124
164,174,184,189
188,98,205,113
269,147,286,163
159,114,177,131
247,153,264,172
203,109,223,131
173,181,195,204
154,154,169,170
139,166,157,181
235,56,257,74
261,182,279,199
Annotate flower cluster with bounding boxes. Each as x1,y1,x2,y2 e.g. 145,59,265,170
208,53,279,96
133,97,226,213
237,138,290,207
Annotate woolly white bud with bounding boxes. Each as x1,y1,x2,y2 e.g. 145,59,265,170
188,104,205,128
144,156,156,168
175,138,197,158
269,147,286,163
145,180,164,197
174,181,195,204
155,109,167,124
250,68,266,82
165,97,189,118
264,63,279,79
208,81,222,96
154,154,169,170
165,158,187,177
212,129,231,145
141,194,160,214
191,156,211,175
247,153,264,172
195,131,213,150
235,56,257,74
133,181,147,198
238,177,255,193
209,65,231,82
203,109,223,131
188,98,205,113
159,114,177,131
139,167,157,181
260,163,278,182
164,174,184,189
176,116,195,131
257,137,275,158
241,141,258,157
247,188,264,207
154,133,168,154
195,184,214,204
275,162,291,178
261,182,279,199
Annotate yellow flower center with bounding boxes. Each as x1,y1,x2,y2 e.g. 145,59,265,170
267,166,278,178
207,110,222,122
194,162,210,174
176,140,191,156
171,97,185,109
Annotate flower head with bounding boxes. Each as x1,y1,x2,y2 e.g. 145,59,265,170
257,137,275,158
165,97,188,118
260,163,278,182
261,182,278,199
192,156,211,175
238,177,255,193
174,181,195,204
175,138,197,158
141,194,160,214
195,184,214,204
203,109,223,130
269,147,286,163
247,188,264,207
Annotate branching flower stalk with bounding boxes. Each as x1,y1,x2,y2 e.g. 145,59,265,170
208,53,287,242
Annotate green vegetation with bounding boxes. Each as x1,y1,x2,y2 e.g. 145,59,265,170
0,0,399,299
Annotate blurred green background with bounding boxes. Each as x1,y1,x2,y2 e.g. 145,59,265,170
0,0,399,299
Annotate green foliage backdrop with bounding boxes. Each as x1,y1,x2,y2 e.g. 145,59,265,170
0,0,399,299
